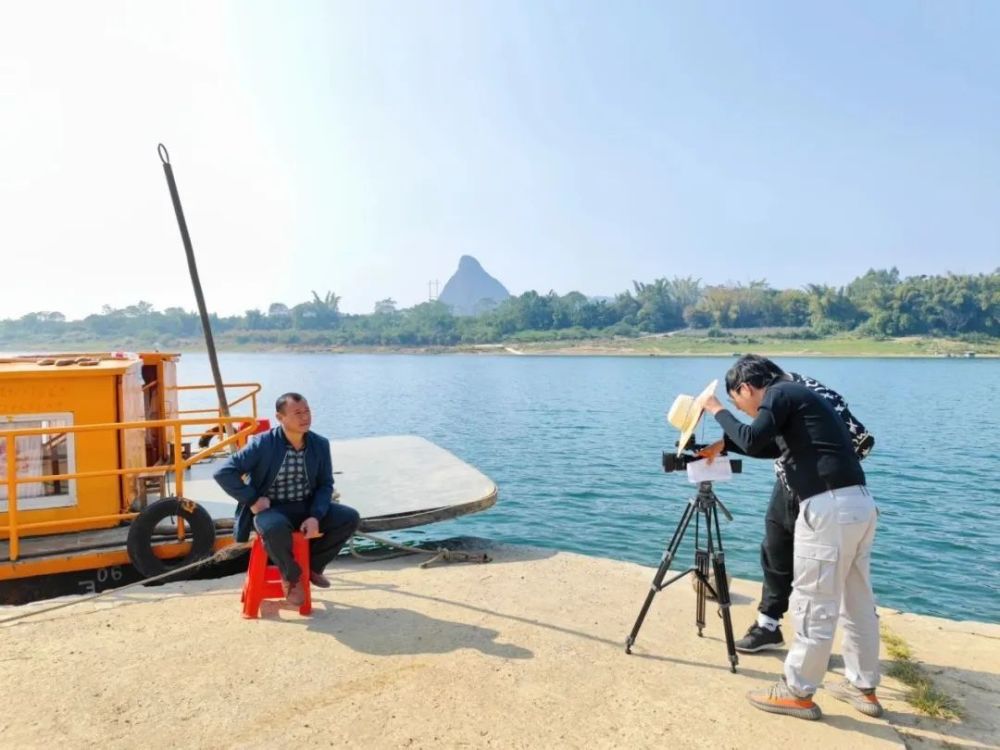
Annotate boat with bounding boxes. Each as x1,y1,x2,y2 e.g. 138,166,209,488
0,351,497,603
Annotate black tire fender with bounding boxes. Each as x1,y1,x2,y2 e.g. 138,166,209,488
126,497,216,578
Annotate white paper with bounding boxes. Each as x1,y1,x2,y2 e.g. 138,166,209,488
686,457,734,483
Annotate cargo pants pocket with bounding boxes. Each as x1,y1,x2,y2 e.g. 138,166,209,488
791,597,839,642
793,541,838,596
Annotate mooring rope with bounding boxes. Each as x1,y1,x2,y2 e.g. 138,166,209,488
350,531,491,568
0,533,489,626
0,541,253,627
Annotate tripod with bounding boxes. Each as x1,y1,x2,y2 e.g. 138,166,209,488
625,480,739,673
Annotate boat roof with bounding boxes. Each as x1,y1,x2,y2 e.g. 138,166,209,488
1,435,497,566
0,357,137,379
0,352,178,380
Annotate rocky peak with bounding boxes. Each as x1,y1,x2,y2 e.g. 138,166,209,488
438,256,511,316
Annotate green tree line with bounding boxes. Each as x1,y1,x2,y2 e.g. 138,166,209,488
2,270,997,348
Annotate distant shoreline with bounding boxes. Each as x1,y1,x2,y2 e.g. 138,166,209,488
3,333,998,358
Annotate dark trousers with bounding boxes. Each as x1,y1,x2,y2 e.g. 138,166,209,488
759,479,799,621
253,502,361,583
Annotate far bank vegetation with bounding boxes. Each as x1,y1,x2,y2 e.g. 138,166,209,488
3,269,998,352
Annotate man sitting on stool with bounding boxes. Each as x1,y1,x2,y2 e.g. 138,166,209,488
214,392,360,606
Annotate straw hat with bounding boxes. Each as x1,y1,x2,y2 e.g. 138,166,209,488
666,379,718,455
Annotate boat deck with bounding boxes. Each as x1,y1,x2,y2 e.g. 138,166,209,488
1,435,497,563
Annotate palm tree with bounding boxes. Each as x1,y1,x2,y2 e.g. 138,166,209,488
311,290,341,313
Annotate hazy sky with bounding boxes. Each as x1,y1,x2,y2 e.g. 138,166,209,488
2,1,998,319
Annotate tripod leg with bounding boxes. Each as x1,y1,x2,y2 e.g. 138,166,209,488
625,500,697,654
695,548,709,636
709,507,739,673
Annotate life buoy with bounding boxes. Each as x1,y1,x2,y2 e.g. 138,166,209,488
126,497,216,578
197,425,224,448
197,419,270,448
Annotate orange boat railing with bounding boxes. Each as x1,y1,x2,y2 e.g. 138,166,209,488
1,401,262,562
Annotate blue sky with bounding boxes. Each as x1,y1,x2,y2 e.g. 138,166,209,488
1,1,997,318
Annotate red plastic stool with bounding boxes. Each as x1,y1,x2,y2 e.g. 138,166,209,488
241,531,312,618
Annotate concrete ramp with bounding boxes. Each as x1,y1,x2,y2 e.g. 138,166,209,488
7,548,985,748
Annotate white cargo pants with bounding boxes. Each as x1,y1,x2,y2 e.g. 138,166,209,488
784,484,880,696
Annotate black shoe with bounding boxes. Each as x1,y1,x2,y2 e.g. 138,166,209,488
735,623,784,653
309,571,331,588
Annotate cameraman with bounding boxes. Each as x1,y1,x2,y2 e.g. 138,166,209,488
702,355,882,721
701,356,874,654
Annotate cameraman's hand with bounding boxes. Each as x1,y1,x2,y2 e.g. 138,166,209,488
697,440,725,465
250,496,271,515
703,394,725,416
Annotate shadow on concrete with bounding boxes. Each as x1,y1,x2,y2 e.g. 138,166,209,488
286,600,534,659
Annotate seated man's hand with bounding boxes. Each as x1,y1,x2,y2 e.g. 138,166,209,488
697,439,725,465
300,516,322,539
250,496,271,514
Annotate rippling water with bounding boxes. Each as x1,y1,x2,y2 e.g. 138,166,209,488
181,353,999,623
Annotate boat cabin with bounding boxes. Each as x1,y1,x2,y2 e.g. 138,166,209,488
0,354,175,533
0,352,259,582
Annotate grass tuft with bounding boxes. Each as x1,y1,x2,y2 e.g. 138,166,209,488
880,628,913,661
880,625,963,720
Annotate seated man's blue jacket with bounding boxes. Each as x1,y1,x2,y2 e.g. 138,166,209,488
213,426,335,542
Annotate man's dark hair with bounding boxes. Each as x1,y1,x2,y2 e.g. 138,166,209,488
724,355,786,395
275,392,306,414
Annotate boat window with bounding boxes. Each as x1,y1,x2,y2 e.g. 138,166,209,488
0,413,77,511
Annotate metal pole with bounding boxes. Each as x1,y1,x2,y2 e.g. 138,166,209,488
157,144,232,437
6,439,19,561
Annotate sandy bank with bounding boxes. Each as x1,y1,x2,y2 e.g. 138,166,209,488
1,546,996,749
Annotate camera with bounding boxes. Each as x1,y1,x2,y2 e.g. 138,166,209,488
662,438,742,474
662,452,700,473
